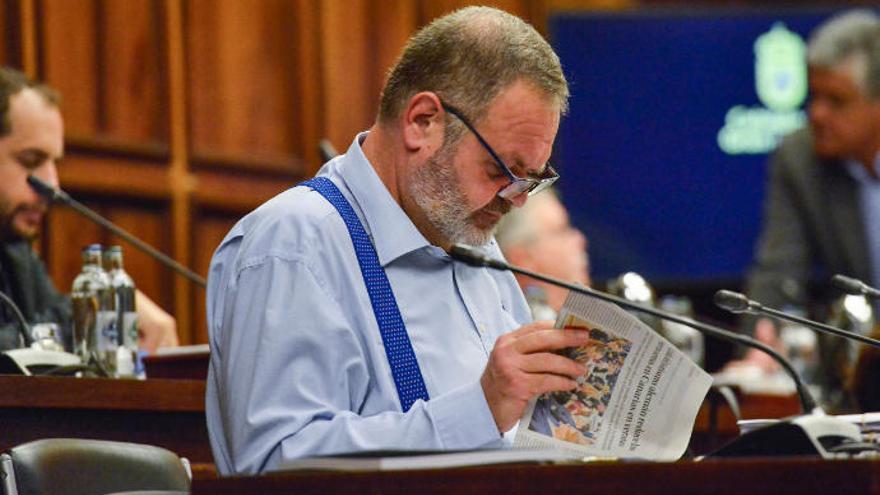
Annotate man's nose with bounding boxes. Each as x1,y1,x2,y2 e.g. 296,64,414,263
32,160,59,190
506,190,529,208
808,99,828,123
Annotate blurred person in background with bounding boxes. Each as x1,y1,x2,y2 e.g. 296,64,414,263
495,188,590,319
0,66,178,352
734,10,880,410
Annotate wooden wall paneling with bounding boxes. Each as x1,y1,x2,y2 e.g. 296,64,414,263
1,0,24,68
56,153,171,200
367,0,418,121
38,0,100,135
105,205,174,313
164,0,195,345
290,0,323,174
534,0,634,36
417,0,532,25
0,1,9,66
98,0,168,144
43,203,104,291
186,0,304,169
39,0,168,144
19,0,35,74
193,168,292,214
319,0,376,153
190,212,239,344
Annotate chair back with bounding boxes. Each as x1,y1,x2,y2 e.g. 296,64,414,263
1,438,190,495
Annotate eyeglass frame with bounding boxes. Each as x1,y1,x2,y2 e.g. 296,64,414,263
440,101,559,200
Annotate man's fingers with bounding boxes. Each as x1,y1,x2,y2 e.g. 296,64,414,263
512,328,591,354
521,352,587,379
503,320,556,338
532,373,579,396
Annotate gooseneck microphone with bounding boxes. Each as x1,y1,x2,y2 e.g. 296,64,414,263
714,289,880,348
318,139,339,163
27,175,207,288
449,243,819,413
831,274,880,300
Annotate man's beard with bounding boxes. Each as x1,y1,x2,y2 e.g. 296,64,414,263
0,200,43,242
409,143,510,247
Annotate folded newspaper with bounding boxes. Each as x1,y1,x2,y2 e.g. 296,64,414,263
514,291,713,461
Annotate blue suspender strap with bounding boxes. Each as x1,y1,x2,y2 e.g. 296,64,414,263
300,177,430,412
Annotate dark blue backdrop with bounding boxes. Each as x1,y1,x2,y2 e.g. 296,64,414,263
550,9,839,284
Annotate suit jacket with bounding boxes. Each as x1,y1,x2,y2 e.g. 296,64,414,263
745,127,871,410
746,127,870,312
0,238,71,351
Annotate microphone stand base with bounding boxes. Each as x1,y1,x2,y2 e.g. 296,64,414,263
0,348,82,376
705,414,871,459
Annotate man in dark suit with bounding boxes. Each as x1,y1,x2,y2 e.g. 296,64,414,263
738,10,880,409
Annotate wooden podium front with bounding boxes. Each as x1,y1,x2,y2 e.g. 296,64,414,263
0,373,809,487
0,375,210,463
192,457,880,495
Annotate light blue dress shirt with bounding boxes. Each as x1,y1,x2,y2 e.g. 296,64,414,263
205,132,532,475
845,158,880,291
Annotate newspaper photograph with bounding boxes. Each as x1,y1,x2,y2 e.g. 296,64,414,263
514,291,713,461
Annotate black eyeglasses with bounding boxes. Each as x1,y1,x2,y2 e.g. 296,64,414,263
441,102,559,200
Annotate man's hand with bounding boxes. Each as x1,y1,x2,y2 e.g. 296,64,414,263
135,290,179,352
724,318,782,373
481,321,589,432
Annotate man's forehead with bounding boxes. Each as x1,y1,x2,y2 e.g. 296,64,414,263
810,61,866,95
4,89,63,152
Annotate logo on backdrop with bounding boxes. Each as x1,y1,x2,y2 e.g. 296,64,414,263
717,23,808,155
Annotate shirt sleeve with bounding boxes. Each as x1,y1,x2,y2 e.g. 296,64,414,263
209,254,501,475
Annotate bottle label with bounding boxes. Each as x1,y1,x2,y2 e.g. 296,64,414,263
123,311,139,349
97,310,118,352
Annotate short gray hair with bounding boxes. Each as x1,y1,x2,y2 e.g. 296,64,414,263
807,9,880,98
378,6,568,143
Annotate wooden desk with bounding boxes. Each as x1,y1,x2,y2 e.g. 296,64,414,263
0,375,211,463
0,374,802,479
192,457,880,495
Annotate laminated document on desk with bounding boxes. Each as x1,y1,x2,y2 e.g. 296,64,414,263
514,291,713,461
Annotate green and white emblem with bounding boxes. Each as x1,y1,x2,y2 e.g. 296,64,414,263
754,22,807,111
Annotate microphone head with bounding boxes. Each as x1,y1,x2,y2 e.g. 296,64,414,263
448,243,509,270
831,274,865,295
26,175,67,203
714,290,755,314
449,244,490,267
318,139,338,163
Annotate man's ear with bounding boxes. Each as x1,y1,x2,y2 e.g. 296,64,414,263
401,92,444,153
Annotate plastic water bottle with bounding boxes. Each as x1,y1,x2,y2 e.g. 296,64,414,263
70,244,117,374
104,246,138,378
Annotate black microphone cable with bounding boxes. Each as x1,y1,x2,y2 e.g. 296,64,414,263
0,289,32,347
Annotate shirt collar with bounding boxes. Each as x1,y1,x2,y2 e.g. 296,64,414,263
336,132,432,266
845,154,880,183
